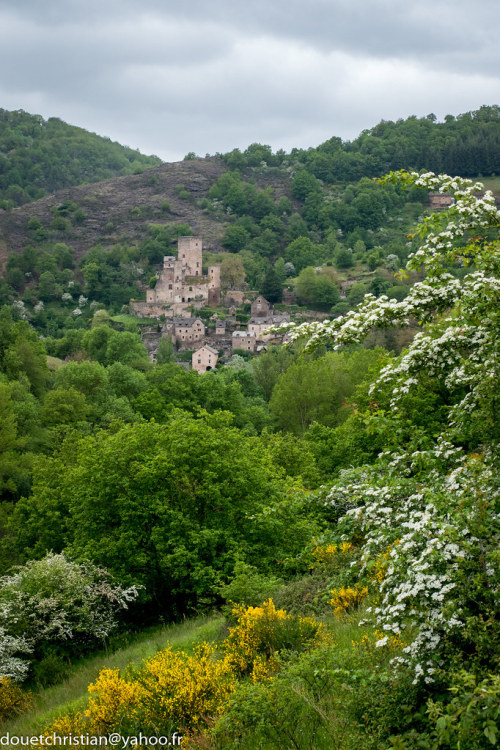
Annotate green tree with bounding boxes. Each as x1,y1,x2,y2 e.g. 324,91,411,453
3,338,49,397
269,350,383,434
291,170,320,201
13,415,293,615
335,248,354,269
251,347,294,401
294,268,340,310
221,225,250,252
220,255,246,290
285,237,323,272
38,272,61,302
40,388,88,426
347,281,369,306
260,265,283,304
156,337,175,365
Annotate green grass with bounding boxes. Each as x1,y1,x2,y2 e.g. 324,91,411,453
111,313,160,326
481,175,500,198
46,356,64,371
4,615,223,737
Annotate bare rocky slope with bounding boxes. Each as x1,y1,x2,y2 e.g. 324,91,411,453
0,157,290,264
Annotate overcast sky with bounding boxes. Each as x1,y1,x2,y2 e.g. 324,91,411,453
1,0,499,162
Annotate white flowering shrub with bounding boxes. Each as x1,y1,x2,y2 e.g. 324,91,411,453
282,172,500,682
61,292,73,303
78,294,88,307
0,553,140,680
0,626,31,682
11,300,28,320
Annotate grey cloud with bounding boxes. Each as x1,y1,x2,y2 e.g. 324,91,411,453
0,0,499,161
5,1,500,66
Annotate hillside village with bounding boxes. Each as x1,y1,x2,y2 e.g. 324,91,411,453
133,235,292,372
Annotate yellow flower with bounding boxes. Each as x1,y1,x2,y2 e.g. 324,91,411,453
330,584,368,618
85,668,147,733
310,541,354,568
0,677,31,722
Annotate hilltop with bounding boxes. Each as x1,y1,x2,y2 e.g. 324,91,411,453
0,109,162,209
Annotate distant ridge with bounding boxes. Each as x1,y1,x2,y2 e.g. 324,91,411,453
0,108,162,209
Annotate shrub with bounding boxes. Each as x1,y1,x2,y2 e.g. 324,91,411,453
138,644,235,732
223,599,328,678
0,627,31,682
0,677,32,722
272,571,333,616
311,541,354,567
42,601,328,738
0,553,140,679
49,216,69,232
218,560,282,609
329,584,368,618
426,671,500,749
85,668,148,734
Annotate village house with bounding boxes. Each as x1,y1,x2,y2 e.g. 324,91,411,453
172,317,205,346
251,295,273,319
215,319,226,335
247,318,272,340
232,330,256,352
192,344,219,374
429,193,454,210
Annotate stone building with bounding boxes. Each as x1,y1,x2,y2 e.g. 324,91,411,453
171,317,205,346
232,330,256,352
192,344,219,374
429,193,454,210
145,236,221,311
247,319,272,340
251,295,272,319
215,319,226,335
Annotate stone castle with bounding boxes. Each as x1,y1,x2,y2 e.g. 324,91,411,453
132,236,221,317
132,235,291,371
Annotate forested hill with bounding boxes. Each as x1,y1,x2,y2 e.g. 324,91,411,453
0,109,162,208
288,104,500,182
1,104,500,319
2,105,500,213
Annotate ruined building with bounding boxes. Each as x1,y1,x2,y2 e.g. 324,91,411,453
133,237,221,317
147,236,221,308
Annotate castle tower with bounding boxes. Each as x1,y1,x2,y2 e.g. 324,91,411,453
207,264,221,306
178,236,202,277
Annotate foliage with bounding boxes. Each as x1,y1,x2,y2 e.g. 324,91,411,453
218,560,283,608
0,553,139,680
426,671,500,749
269,349,384,434
12,415,317,615
0,109,160,207
0,676,31,721
42,601,327,739
260,264,283,303
281,171,500,684
0,627,31,683
294,266,340,310
293,106,500,183
329,584,368,619
206,640,423,750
